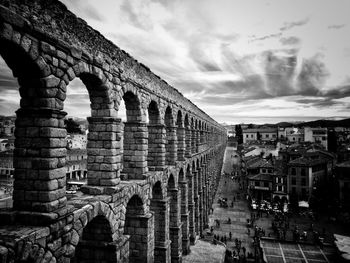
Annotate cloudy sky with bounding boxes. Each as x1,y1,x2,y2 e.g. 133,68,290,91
1,0,350,124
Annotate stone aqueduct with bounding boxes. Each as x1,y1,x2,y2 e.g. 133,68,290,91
0,0,227,262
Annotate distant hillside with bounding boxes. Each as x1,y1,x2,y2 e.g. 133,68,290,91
297,118,350,128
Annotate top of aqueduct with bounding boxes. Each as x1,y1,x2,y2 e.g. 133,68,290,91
0,0,225,132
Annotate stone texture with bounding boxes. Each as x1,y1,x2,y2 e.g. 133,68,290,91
0,1,227,263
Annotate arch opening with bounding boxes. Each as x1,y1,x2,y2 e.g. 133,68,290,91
147,101,164,170
72,215,115,263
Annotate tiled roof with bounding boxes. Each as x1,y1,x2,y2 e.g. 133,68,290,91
249,158,273,169
288,156,328,166
248,173,273,181
243,128,277,133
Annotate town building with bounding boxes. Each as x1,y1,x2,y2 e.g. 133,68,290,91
335,160,350,211
0,150,13,180
243,128,258,143
287,151,334,205
285,127,304,143
247,158,274,201
304,127,328,150
66,149,87,182
242,128,278,143
272,160,288,203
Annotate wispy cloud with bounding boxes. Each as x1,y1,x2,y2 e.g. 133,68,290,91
280,18,309,31
328,24,345,30
280,36,301,46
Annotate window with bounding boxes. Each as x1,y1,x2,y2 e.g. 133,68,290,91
266,134,269,138
264,181,269,187
291,168,296,175
292,187,296,194
301,168,306,176
272,134,276,138
262,169,266,173
301,178,306,186
255,181,259,186
322,136,326,141
246,134,248,138
251,134,253,138
291,177,296,185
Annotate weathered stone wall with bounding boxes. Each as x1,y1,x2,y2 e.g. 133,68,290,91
0,0,227,262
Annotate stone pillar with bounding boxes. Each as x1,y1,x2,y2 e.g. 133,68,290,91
185,127,191,157
187,174,196,244
13,108,67,213
123,122,148,179
193,171,199,234
169,188,183,263
166,126,177,165
148,124,165,171
179,180,190,255
197,167,203,233
177,127,185,161
115,236,130,263
200,130,205,144
191,129,196,154
195,130,200,153
126,213,154,263
151,198,171,263
86,117,122,187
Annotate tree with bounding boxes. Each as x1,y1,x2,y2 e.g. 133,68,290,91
65,118,83,134
327,128,337,153
235,124,243,144
257,132,261,140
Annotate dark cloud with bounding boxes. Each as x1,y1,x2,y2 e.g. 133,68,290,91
250,33,282,42
280,18,309,31
328,24,346,30
294,98,342,108
280,36,301,46
297,53,330,96
322,84,350,100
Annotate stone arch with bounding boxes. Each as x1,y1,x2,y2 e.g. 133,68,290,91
178,167,185,181
119,88,147,179
165,105,177,165
72,214,115,263
0,26,70,212
184,113,191,157
176,110,185,161
147,100,164,170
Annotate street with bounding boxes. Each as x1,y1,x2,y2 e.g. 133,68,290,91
205,146,255,261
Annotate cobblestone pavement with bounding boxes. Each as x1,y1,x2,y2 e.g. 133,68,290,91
182,240,226,263
204,147,255,260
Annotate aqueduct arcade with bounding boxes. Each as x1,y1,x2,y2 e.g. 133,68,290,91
0,0,227,262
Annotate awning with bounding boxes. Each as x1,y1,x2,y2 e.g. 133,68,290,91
335,234,350,261
298,201,309,208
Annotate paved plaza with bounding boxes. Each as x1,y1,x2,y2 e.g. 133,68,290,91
261,239,336,263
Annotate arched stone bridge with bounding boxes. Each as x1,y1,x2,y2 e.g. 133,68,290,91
0,0,227,262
